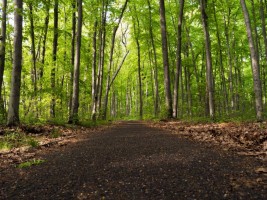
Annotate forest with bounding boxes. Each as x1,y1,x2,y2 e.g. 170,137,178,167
0,0,267,125
1,1,267,198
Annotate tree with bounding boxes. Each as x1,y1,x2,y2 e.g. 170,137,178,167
0,0,7,118
173,0,184,118
200,0,215,120
240,0,263,121
102,0,129,120
68,0,76,116
91,0,108,121
132,3,143,119
7,0,23,126
147,0,159,117
69,0,82,123
50,0,58,118
159,0,172,118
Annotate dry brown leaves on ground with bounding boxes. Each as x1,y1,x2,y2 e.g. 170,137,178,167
150,121,267,161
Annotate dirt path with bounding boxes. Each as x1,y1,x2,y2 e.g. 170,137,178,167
1,121,266,199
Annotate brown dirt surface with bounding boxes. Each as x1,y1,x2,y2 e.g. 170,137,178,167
0,121,266,199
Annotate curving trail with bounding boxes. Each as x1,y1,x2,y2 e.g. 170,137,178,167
1,121,266,199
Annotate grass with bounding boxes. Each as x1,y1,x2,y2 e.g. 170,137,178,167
0,132,40,151
0,141,12,151
17,159,45,168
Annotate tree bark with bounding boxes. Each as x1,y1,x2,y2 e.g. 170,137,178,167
213,0,228,113
0,0,7,97
68,0,76,117
147,0,159,117
136,28,143,120
50,0,58,118
260,0,267,106
200,0,215,120
159,0,173,118
7,0,23,126
40,0,50,80
0,0,7,119
131,4,143,119
28,2,37,93
69,0,82,124
91,21,98,121
96,0,108,114
173,0,184,118
240,0,263,121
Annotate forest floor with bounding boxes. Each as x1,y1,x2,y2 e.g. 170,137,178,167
0,120,267,199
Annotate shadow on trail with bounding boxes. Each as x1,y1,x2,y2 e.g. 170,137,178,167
1,121,266,199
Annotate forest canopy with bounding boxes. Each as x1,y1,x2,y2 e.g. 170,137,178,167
0,0,267,125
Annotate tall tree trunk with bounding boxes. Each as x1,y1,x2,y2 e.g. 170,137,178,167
131,4,143,119
260,0,267,106
50,0,58,118
223,8,234,112
69,0,82,123
28,2,38,118
28,2,37,93
159,0,173,118
240,0,263,121
200,0,215,120
102,0,129,120
251,0,260,65
69,0,76,116
213,0,228,114
260,0,267,64
40,0,50,79
96,0,108,115
91,21,98,121
136,29,143,120
0,0,7,119
7,0,23,126
147,0,159,117
173,0,184,118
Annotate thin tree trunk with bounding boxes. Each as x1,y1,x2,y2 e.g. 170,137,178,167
213,0,228,114
28,3,37,93
50,0,58,118
40,0,50,79
200,0,215,120
173,0,184,118
7,0,23,126
69,0,82,123
28,2,38,118
0,0,7,119
260,0,267,63
251,0,260,65
159,0,173,118
240,0,263,121
102,0,129,120
69,0,76,116
91,21,98,121
102,50,129,120
131,4,143,119
224,9,235,112
260,0,267,106
96,1,108,114
136,35,143,119
147,0,159,117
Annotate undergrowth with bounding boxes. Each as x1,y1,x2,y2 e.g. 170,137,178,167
0,132,39,151
17,159,45,168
